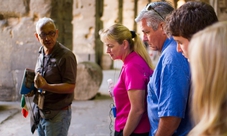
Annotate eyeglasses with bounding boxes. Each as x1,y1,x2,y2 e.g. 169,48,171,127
145,3,164,20
39,31,56,39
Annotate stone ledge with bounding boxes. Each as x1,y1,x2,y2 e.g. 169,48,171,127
0,102,20,124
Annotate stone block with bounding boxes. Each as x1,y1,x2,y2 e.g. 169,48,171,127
74,61,103,100
0,0,28,17
30,0,52,17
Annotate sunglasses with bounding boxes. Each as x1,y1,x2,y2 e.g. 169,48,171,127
146,3,164,20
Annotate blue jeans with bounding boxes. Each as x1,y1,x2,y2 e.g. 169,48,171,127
38,108,71,136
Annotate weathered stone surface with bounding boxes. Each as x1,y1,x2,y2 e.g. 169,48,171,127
74,61,103,100
51,0,73,50
0,17,39,101
30,0,52,18
123,0,134,30
0,0,29,17
72,0,96,63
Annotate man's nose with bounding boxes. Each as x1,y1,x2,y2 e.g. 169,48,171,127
143,34,148,41
44,35,52,40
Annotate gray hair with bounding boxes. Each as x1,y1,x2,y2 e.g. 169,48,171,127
36,17,56,33
135,1,174,31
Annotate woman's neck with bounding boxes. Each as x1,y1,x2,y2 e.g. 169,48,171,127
122,49,133,62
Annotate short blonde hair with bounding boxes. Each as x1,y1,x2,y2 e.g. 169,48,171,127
188,21,227,136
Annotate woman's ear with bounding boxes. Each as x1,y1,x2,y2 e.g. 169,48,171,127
122,40,129,50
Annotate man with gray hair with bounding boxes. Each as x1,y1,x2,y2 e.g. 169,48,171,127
135,1,192,136
31,17,77,136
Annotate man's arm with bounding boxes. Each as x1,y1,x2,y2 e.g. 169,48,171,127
34,73,75,94
42,83,75,94
155,116,181,136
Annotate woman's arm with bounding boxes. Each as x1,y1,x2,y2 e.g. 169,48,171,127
123,89,146,136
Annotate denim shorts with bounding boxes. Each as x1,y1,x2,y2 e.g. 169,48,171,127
37,107,71,136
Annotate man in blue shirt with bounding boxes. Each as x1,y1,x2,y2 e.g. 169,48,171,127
135,1,192,136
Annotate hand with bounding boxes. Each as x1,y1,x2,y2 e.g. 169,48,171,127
25,90,35,97
109,91,113,97
34,73,47,89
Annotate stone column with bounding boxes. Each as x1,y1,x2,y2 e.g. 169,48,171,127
51,0,73,50
72,0,96,63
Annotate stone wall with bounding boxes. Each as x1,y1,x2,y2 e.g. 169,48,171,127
73,0,96,63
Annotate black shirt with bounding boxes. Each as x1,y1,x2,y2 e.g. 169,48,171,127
34,42,77,110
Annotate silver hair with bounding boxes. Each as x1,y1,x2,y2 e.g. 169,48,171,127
135,1,174,31
36,17,56,33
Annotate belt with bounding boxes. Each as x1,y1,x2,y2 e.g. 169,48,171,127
61,105,71,110
40,105,71,113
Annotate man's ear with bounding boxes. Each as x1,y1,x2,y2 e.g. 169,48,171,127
159,22,164,31
159,22,166,35
55,29,59,38
34,33,40,41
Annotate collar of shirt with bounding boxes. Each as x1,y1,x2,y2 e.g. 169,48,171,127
161,37,175,53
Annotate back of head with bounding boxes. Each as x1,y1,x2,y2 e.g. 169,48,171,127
36,17,56,33
165,1,218,40
188,21,227,136
135,1,174,30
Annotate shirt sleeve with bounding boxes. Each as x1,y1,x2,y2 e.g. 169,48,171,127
59,52,77,84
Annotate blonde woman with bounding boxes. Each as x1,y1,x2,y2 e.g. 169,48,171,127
99,24,153,136
188,21,227,136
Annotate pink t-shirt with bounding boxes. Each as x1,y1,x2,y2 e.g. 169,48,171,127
113,51,153,133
